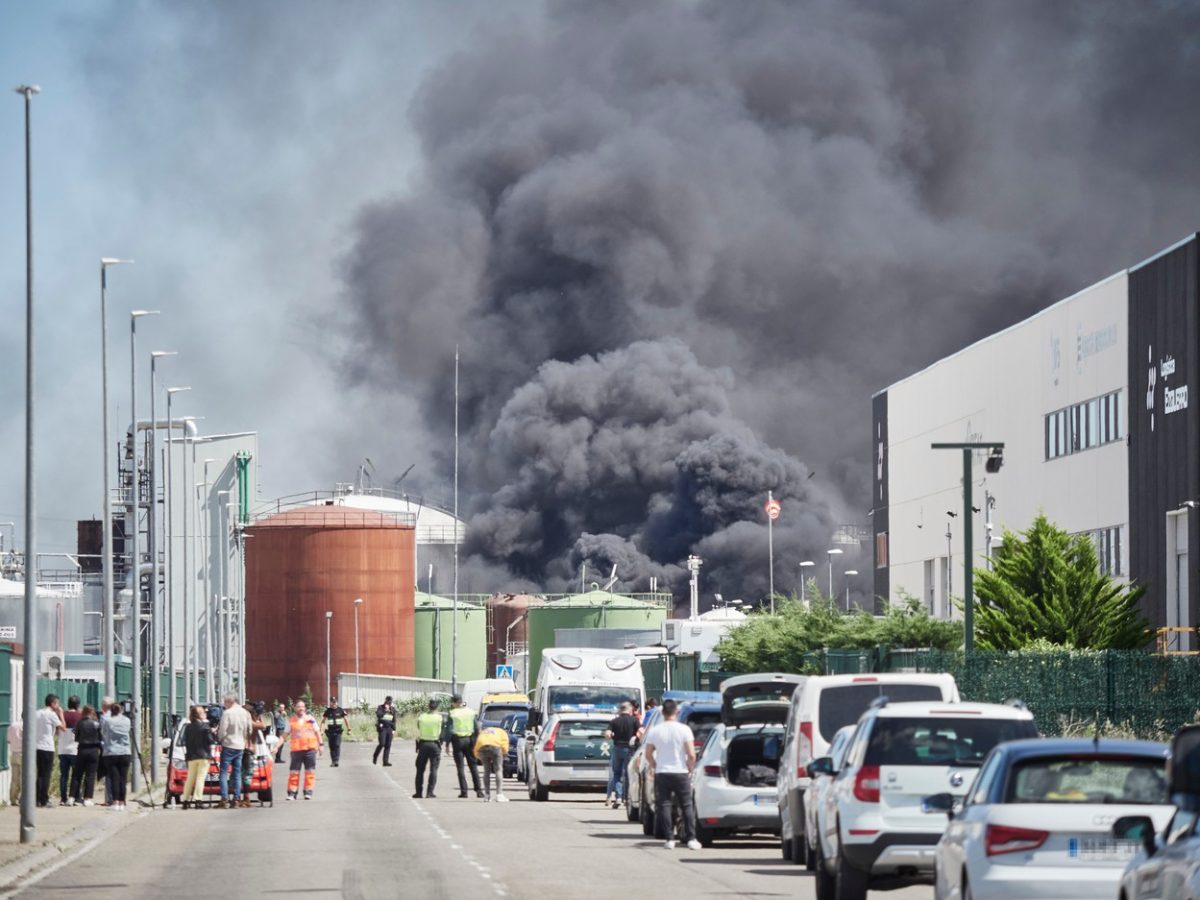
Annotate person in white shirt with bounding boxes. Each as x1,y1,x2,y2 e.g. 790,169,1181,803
643,699,702,850
34,695,66,808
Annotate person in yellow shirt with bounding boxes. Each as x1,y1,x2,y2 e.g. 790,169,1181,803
473,725,510,803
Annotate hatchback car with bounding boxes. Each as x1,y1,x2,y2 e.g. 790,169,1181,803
929,738,1171,900
526,713,613,801
800,724,857,870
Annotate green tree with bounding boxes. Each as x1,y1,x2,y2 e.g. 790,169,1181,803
972,514,1148,650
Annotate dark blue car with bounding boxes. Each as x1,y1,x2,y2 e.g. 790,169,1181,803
502,712,528,777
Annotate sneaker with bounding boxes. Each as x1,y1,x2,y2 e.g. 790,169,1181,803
304,793,313,800
482,795,491,802
496,795,509,803
82,799,94,808
66,799,76,807
412,792,423,799
664,840,676,850
427,793,437,799
458,792,469,798
686,840,703,851
285,794,295,801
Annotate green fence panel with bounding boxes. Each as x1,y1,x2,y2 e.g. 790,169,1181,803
641,658,666,702
0,646,11,769
669,654,699,692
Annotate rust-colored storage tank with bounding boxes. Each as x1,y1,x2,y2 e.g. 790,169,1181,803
486,593,544,675
244,507,415,703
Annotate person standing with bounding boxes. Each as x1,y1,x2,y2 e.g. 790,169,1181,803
70,705,102,806
181,705,214,810
58,696,81,806
473,724,509,803
7,717,21,807
323,697,350,767
283,700,322,800
35,695,65,808
100,702,132,811
448,695,484,799
273,703,288,762
643,699,702,850
413,699,443,799
98,695,114,805
216,693,253,810
604,701,640,809
373,696,396,766
243,702,269,800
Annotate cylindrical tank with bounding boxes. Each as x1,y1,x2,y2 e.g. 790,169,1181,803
413,592,487,682
244,507,415,704
526,590,668,687
486,593,544,675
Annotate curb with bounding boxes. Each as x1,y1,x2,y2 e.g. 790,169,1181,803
0,810,139,896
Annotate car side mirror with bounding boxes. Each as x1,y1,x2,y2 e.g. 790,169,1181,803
1113,815,1157,859
922,792,956,818
808,756,835,777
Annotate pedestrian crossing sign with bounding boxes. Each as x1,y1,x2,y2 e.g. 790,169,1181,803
496,664,514,679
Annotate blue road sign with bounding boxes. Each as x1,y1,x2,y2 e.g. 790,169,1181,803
496,664,514,679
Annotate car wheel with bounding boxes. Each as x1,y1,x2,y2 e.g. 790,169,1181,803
834,845,870,900
962,877,973,900
694,819,714,848
533,776,549,802
626,795,639,822
804,833,816,872
641,794,655,836
781,836,793,860
813,835,835,900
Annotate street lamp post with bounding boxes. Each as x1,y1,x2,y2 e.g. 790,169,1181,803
843,570,859,611
128,309,158,794
826,548,843,599
353,598,363,706
165,389,190,716
798,560,815,603
930,442,1005,656
15,82,39,844
99,258,132,696
148,349,175,784
325,611,333,706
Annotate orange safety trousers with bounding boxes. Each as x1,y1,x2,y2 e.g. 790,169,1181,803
288,749,317,797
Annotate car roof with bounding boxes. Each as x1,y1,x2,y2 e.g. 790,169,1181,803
801,672,956,689
995,738,1168,760
677,702,721,717
874,701,1034,720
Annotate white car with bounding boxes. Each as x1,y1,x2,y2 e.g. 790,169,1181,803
778,672,959,866
801,725,857,869
812,699,1039,900
525,713,613,801
689,673,804,846
930,737,1171,900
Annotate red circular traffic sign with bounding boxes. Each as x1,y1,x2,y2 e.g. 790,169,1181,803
764,498,781,520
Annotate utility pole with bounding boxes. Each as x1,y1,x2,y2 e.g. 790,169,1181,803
687,555,702,620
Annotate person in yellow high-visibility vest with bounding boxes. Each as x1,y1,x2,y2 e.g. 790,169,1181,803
473,725,510,802
413,699,445,799
449,695,484,798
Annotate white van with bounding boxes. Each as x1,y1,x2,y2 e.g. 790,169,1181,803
776,672,959,866
526,648,645,733
461,677,518,715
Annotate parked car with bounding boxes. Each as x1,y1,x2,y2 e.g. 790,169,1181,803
627,697,722,832
801,725,857,870
166,716,276,806
812,699,1038,900
502,712,528,778
526,713,613,801
480,694,530,728
778,672,959,866
627,707,662,826
1113,724,1200,900
689,673,804,846
927,737,1171,900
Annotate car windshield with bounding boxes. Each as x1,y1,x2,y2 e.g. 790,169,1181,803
817,684,944,741
865,717,1038,767
482,705,526,725
547,686,632,712
1007,756,1168,804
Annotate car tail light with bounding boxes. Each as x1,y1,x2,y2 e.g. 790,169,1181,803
799,721,814,777
985,824,1049,856
542,722,561,753
853,765,881,803
703,765,722,777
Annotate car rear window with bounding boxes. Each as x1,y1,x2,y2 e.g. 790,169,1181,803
1007,756,1168,804
817,684,944,741
864,717,1038,767
685,712,721,745
556,720,609,741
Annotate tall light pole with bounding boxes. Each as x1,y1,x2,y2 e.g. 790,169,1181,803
764,492,781,612
15,82,39,844
147,349,174,784
798,560,815,603
826,548,843,599
930,442,1005,656
325,611,333,706
353,597,363,706
128,309,158,794
451,346,459,695
99,258,132,695
165,390,190,716
843,570,859,611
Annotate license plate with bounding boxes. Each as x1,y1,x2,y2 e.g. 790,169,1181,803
1068,837,1137,861
750,794,777,806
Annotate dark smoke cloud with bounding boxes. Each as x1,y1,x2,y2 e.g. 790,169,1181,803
340,0,1200,602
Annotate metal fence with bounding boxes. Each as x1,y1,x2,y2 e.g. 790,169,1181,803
336,672,454,708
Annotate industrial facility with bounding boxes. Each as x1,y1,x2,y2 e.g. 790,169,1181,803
872,232,1200,644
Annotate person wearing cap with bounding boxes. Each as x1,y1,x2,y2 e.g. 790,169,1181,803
323,697,350,768
448,695,484,799
413,699,444,798
373,696,397,766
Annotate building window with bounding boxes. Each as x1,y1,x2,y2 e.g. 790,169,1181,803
875,532,888,568
1045,390,1122,461
1078,525,1124,577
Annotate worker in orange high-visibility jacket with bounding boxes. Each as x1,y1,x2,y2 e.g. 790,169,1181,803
282,700,323,800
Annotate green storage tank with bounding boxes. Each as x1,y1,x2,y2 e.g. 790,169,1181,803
526,590,670,687
413,592,488,682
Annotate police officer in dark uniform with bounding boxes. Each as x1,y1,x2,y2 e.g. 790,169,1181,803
413,699,445,799
323,697,350,767
374,696,397,766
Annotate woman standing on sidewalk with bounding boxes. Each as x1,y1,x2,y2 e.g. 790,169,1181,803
71,705,102,806
100,703,132,811
58,696,81,806
181,705,213,810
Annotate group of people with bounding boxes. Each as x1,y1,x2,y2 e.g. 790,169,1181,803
412,694,510,802
8,693,134,811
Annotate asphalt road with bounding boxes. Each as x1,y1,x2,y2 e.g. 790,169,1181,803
15,744,930,900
